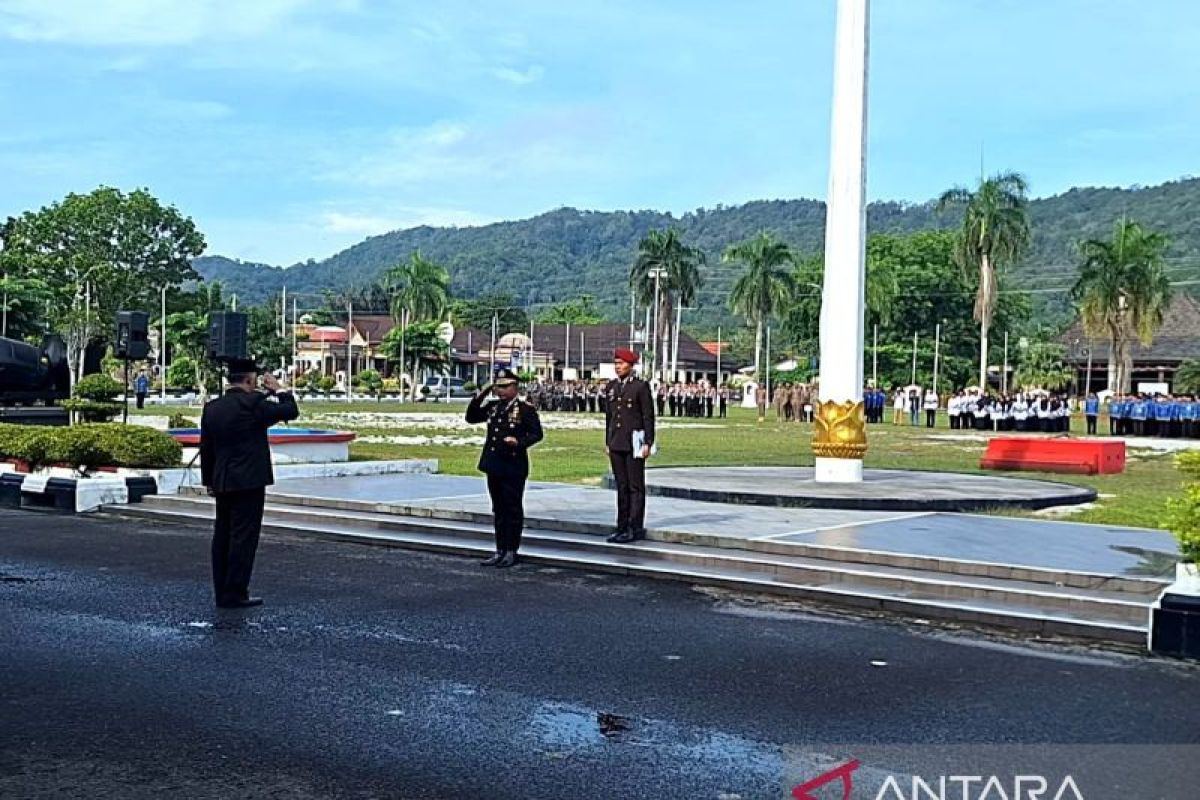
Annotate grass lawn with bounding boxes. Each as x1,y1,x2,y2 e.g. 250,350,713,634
137,400,1188,530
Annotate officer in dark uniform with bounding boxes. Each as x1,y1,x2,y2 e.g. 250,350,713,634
200,359,299,608
604,348,655,544
465,369,544,568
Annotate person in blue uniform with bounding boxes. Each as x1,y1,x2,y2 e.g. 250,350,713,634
1107,394,1122,436
466,369,544,568
200,359,300,609
1084,392,1099,435
1130,395,1148,437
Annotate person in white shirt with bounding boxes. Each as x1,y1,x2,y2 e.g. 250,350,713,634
1012,396,1029,431
892,389,905,426
948,393,961,430
923,389,939,428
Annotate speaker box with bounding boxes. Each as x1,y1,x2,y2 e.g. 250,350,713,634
114,311,151,360
207,311,248,362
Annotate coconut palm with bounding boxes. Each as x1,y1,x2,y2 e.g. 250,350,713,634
629,228,704,377
383,251,450,325
937,172,1031,388
1071,220,1171,394
724,232,796,383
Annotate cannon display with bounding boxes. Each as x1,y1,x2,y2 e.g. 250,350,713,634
0,335,72,425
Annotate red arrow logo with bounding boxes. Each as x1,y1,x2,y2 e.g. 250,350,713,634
792,759,861,800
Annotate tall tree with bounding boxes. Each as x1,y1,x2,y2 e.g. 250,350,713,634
449,292,528,334
937,172,1031,388
384,251,450,325
1071,219,1171,393
380,321,449,400
630,228,704,377
0,187,204,385
724,232,796,383
534,295,605,325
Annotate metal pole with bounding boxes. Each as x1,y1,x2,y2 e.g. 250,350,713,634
346,301,353,402
565,321,571,380
651,271,661,381
872,323,878,388
1085,347,1093,396
1002,331,1009,394
400,308,408,403
766,325,772,404
580,330,585,375
672,302,681,380
291,297,298,381
280,286,287,337
490,311,498,378
933,322,941,396
2,290,7,337
911,332,918,386
716,325,722,385
160,285,168,403
628,290,635,349
123,358,130,425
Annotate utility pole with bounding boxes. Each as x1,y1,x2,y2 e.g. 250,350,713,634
872,323,878,388
291,297,298,382
716,325,722,385
1002,331,1009,394
346,300,353,402
160,285,168,403
565,321,571,379
933,322,942,396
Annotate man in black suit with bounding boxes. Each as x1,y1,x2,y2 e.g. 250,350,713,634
200,360,299,608
604,348,655,544
465,369,544,568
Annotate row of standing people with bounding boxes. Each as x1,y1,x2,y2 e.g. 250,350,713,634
656,383,728,419
1104,394,1200,438
947,392,1073,433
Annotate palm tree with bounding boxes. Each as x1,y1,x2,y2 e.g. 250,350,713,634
384,251,450,325
383,251,450,400
937,172,1031,388
724,232,796,384
629,228,704,378
1071,220,1171,394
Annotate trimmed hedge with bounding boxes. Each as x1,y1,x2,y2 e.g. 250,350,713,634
65,373,125,422
0,423,182,470
1167,451,1200,563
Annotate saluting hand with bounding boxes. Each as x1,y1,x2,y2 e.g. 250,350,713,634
262,374,282,393
503,436,518,446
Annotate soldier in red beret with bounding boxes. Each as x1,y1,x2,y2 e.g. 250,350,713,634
604,348,655,543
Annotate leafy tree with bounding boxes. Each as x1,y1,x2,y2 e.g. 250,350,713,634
380,321,449,401
384,251,450,325
534,295,605,325
937,172,1031,388
630,228,704,376
1071,220,1172,394
247,302,291,370
724,233,795,382
354,368,384,400
0,187,204,385
1014,341,1074,391
1175,359,1200,395
449,292,529,334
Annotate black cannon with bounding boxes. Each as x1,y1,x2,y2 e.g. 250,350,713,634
0,335,72,425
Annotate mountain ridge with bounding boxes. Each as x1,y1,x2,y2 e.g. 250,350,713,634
194,176,1200,326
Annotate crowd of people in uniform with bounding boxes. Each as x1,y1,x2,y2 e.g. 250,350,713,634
525,380,732,419
1103,393,1200,439
945,391,1074,433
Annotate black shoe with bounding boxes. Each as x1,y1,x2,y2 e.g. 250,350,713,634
610,531,635,544
606,527,628,543
496,552,518,568
480,552,505,567
217,596,263,609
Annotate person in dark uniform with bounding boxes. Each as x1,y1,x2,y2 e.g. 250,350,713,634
200,360,299,609
604,349,655,544
465,369,544,568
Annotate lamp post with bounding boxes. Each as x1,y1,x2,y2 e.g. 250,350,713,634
160,285,168,403
648,267,667,382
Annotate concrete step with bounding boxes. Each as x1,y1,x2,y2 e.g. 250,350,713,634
114,495,1152,646
238,488,1170,596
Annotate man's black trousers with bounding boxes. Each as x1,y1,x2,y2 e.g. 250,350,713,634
212,487,266,603
486,473,526,553
135,392,147,410
609,450,646,532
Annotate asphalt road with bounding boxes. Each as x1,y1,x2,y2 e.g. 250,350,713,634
3,508,1200,799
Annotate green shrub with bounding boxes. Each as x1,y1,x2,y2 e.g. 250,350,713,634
0,423,181,469
317,376,336,397
62,398,124,422
1167,452,1200,563
166,357,197,389
73,373,123,402
167,413,197,429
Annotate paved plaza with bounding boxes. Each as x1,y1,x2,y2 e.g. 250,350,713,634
265,472,1178,580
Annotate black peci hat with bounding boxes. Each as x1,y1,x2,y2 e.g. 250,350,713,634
225,358,263,376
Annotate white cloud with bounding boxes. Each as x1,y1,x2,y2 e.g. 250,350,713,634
319,207,494,236
0,0,312,46
491,64,544,86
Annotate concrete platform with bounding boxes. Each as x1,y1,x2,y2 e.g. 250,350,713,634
633,466,1097,512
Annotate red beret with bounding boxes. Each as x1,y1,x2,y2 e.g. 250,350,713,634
614,348,639,364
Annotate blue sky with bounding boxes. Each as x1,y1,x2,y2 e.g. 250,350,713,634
1,0,1197,266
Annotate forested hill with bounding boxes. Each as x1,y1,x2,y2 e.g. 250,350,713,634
194,176,1200,323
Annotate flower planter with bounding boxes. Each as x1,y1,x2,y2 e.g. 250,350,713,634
1149,561,1200,659
0,471,158,514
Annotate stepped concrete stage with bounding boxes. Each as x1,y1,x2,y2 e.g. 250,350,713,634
114,473,1180,648
631,466,1097,512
